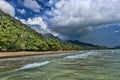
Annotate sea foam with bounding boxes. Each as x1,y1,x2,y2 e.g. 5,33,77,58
20,61,50,70
65,51,97,59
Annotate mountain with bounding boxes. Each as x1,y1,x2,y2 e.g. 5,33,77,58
0,9,108,51
43,34,108,50
67,40,108,50
0,9,86,51
67,40,98,47
114,46,120,49
0,9,47,51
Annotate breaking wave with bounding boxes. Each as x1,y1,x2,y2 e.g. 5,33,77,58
20,61,50,70
65,51,98,59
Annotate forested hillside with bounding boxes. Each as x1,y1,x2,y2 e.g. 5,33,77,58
0,9,82,51
0,9,107,51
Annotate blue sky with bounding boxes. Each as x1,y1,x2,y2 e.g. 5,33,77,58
0,0,120,47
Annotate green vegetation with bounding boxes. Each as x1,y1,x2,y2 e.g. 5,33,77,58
0,9,108,51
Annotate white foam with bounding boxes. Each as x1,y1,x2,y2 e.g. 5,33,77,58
20,61,50,70
111,50,114,52
65,52,97,59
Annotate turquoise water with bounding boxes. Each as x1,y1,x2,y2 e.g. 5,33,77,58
0,50,120,80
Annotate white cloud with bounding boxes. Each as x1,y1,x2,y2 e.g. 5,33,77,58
24,0,41,12
26,17,47,29
48,0,120,37
17,9,26,14
0,0,15,16
114,30,120,33
19,17,50,33
49,0,54,4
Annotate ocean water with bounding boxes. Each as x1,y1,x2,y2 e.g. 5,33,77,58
0,50,120,80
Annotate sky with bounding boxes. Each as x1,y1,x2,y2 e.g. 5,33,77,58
0,0,120,47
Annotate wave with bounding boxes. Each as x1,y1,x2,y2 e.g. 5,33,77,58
65,51,97,59
20,61,50,70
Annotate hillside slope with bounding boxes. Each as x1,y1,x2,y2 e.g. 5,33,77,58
0,9,84,51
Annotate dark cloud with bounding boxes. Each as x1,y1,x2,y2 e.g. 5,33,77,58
48,0,120,37
79,24,120,47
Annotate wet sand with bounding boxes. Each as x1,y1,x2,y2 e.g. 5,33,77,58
0,51,77,58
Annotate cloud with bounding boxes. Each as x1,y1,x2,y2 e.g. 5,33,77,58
49,0,54,4
79,24,120,47
114,30,120,33
0,0,15,16
18,17,49,33
25,17,47,29
17,9,26,14
48,0,120,38
24,0,41,12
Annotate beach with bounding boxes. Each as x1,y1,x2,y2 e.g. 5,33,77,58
0,51,80,73
0,50,120,80
0,51,77,58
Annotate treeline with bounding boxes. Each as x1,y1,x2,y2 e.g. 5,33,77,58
0,9,108,51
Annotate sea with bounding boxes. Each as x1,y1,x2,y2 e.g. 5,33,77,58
0,50,120,80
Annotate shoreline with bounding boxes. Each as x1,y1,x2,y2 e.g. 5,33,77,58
0,51,80,73
0,51,78,58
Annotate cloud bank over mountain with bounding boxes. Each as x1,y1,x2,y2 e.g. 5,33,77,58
48,0,120,37
0,0,120,47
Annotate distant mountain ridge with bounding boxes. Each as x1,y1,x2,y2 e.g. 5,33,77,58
42,34,108,50
43,34,99,47
67,40,108,49
67,40,99,47
114,46,120,49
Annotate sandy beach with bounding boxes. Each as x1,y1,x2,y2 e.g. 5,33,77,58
0,51,77,58
0,50,80,73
